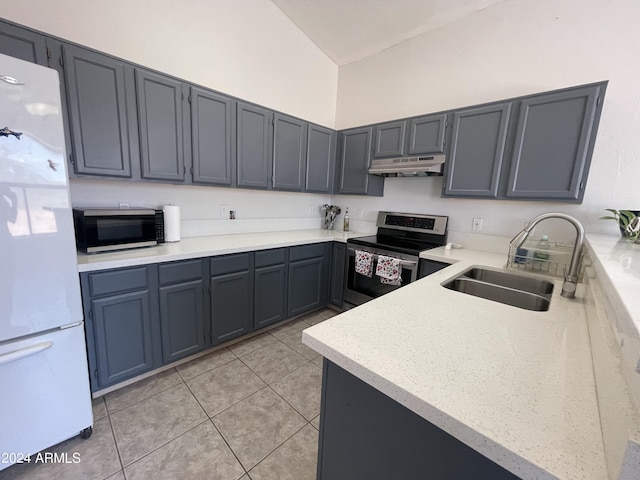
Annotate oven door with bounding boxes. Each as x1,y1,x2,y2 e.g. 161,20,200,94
343,246,418,306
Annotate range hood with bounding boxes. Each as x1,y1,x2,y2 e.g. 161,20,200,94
368,154,445,177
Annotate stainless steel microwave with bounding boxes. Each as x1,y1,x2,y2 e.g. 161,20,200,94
72,208,164,253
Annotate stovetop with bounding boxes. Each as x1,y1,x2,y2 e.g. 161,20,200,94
347,211,449,256
348,235,443,256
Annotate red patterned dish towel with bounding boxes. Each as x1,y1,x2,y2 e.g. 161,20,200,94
354,250,374,277
376,255,401,285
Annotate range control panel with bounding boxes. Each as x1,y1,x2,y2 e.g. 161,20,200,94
377,212,448,236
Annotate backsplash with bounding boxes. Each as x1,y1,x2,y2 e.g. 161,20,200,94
69,179,332,237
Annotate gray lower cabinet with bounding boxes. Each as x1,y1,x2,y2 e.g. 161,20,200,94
237,102,272,189
61,44,136,178
254,248,288,329
505,84,603,201
288,243,330,317
373,121,406,158
407,113,447,155
443,102,512,198
0,19,47,65
158,259,207,363
329,242,346,307
336,127,384,196
305,124,335,193
272,113,307,191
135,68,187,182
210,253,254,345
80,265,161,392
317,360,519,480
190,86,235,186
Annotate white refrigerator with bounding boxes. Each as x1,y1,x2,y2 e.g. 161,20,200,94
0,53,93,470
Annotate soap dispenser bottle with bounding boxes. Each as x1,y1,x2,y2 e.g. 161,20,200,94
343,207,350,232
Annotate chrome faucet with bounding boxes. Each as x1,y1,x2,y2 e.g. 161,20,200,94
509,213,585,299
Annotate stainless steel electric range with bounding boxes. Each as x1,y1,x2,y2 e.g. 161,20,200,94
344,211,449,306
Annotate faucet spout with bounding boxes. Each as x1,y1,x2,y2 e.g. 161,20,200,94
511,213,585,299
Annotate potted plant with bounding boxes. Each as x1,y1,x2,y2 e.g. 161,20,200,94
601,209,640,241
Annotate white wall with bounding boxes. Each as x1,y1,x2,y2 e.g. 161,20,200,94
70,179,330,237
0,0,338,233
0,0,338,128
335,0,640,243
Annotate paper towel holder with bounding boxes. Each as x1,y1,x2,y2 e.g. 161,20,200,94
162,204,181,243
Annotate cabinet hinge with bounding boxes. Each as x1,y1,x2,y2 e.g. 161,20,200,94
69,153,75,166
46,47,51,60
94,369,98,380
59,54,64,67
579,181,585,190
88,309,92,320
191,166,194,175
596,96,601,106
188,95,192,104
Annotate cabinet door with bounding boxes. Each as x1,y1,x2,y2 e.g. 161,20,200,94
191,86,234,186
306,124,335,193
254,264,287,329
443,103,511,198
91,290,156,388
136,69,186,181
408,113,447,155
0,20,47,65
329,242,346,307
273,113,307,191
374,121,406,158
159,280,205,363
211,271,253,345
237,102,271,188
337,127,383,195
62,44,134,178
506,85,601,201
288,257,324,317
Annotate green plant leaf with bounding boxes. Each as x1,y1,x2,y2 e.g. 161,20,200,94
600,216,618,220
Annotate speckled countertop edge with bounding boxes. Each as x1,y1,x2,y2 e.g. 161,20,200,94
76,229,363,272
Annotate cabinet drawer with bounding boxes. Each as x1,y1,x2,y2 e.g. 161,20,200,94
210,252,251,275
255,248,286,267
87,266,149,297
289,243,325,262
159,259,203,285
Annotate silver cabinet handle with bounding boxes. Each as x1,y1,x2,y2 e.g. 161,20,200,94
0,75,24,85
0,341,53,366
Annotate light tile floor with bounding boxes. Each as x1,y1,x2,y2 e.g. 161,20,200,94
0,309,337,480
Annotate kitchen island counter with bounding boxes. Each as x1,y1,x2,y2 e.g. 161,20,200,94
303,245,606,479
77,229,363,272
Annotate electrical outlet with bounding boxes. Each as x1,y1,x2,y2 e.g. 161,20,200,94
357,209,364,220
472,218,483,231
220,204,229,217
119,202,130,209
229,210,236,220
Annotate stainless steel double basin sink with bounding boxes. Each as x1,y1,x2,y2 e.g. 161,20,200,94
442,267,554,312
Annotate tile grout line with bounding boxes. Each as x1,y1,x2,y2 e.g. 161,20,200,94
105,408,127,479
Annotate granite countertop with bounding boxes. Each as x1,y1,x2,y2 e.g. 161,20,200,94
77,229,364,272
302,244,606,479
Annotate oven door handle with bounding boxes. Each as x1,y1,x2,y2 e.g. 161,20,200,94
347,247,418,267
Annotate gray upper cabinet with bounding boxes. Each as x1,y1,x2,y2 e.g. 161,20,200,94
62,44,135,178
272,113,307,191
237,102,272,189
337,127,384,196
135,69,186,182
408,113,447,155
305,124,335,193
190,87,235,186
443,103,511,198
505,85,602,201
374,121,406,158
0,20,47,65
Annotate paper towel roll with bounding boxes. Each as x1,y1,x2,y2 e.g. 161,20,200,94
163,205,181,242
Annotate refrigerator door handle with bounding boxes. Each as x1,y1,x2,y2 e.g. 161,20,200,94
0,341,53,366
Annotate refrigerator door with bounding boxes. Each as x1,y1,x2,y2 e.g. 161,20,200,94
0,53,83,342
0,324,93,470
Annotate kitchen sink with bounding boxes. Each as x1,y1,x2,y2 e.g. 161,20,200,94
442,267,553,312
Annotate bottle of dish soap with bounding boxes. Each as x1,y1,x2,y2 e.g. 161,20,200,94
343,207,350,232
533,235,550,267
